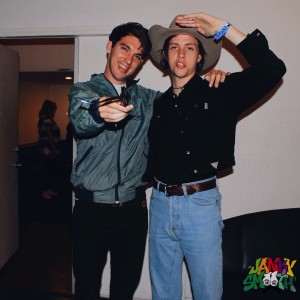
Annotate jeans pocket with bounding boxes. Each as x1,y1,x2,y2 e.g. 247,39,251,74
188,187,221,206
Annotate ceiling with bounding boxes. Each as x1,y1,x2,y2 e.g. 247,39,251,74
0,38,74,73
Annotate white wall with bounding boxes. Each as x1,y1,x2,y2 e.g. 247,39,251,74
66,0,300,220
1,0,299,299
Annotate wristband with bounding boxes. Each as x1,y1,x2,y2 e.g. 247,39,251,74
214,22,231,40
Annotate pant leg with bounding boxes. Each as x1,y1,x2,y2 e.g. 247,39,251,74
72,201,110,300
149,188,184,300
180,187,224,300
109,204,148,300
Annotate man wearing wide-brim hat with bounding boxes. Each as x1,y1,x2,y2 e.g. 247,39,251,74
144,11,286,300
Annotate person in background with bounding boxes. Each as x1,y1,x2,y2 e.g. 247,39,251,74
37,99,61,200
68,20,227,300
145,11,286,300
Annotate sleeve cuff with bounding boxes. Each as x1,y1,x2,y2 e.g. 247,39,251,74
89,100,104,124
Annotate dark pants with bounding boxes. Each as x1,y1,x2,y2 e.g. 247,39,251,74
72,198,148,300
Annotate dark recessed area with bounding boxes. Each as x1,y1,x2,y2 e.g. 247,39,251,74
19,71,74,84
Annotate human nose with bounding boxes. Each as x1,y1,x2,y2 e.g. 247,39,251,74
178,48,185,58
124,52,133,65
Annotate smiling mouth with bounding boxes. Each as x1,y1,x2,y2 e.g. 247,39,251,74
119,63,129,73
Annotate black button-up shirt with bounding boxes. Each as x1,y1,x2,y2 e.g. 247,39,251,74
144,29,286,185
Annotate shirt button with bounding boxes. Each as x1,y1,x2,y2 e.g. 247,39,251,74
193,169,198,174
186,150,190,155
174,104,178,108
181,130,184,134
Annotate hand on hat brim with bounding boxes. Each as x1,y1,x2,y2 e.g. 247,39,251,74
148,16,222,71
175,13,225,37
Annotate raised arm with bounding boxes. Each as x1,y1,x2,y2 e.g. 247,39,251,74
176,12,286,112
175,12,246,45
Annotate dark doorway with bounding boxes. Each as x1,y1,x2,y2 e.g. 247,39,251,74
0,38,75,298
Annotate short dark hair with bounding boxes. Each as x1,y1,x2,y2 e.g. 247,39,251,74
160,34,206,73
109,22,151,59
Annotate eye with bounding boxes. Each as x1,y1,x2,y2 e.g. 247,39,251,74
121,46,129,52
134,55,143,62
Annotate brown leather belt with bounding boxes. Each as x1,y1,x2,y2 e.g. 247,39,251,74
155,179,216,197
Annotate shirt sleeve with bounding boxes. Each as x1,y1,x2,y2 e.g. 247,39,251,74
215,29,286,115
68,81,105,138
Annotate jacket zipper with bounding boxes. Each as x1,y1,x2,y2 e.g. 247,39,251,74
102,76,136,204
114,127,125,204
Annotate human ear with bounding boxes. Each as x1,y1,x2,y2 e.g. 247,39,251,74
197,54,202,63
106,41,112,54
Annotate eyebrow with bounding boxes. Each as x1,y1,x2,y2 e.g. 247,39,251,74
119,42,130,50
119,42,143,55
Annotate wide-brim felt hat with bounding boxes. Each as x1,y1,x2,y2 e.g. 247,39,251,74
149,16,222,71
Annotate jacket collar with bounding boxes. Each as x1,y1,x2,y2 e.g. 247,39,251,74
91,73,139,89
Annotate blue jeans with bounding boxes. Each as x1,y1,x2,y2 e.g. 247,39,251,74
149,178,224,300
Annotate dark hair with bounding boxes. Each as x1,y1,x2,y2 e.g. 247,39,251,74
160,34,206,73
109,22,151,59
39,100,57,119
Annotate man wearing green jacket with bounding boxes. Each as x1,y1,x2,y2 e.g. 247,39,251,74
68,22,159,300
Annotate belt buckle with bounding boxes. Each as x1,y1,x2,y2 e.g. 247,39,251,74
160,184,169,196
157,182,167,196
165,185,176,197
158,182,175,197
167,184,185,196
